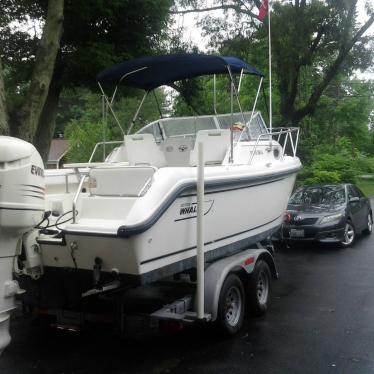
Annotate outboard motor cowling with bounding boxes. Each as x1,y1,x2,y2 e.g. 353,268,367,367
0,136,45,354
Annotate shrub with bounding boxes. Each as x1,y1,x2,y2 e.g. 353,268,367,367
304,170,341,185
356,156,374,174
297,146,363,185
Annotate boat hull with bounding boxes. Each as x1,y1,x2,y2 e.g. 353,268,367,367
39,171,296,284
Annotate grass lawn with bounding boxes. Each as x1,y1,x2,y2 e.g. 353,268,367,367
357,178,374,197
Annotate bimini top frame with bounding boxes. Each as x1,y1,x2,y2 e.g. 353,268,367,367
96,53,265,154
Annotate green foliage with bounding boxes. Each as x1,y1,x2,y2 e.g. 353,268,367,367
308,153,357,183
304,170,341,185
64,120,105,163
355,155,374,174
298,133,374,186
292,77,374,187
64,88,166,162
1,0,174,146
1,0,174,89
175,0,373,126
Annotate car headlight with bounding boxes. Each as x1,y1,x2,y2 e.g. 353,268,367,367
320,213,343,224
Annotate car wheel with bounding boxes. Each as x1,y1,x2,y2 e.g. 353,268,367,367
247,260,272,317
363,213,373,235
341,221,356,247
217,273,245,336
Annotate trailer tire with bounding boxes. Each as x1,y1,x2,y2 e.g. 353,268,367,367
247,260,271,317
216,273,245,336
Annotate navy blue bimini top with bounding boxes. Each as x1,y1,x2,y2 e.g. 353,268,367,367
97,54,263,90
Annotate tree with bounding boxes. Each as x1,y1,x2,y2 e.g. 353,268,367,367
172,0,374,125
13,0,64,141
0,0,173,159
0,59,8,135
0,0,64,142
271,1,374,124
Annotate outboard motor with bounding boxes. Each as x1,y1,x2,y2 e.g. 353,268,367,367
0,136,45,354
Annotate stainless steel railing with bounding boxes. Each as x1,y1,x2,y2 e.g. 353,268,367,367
88,141,124,163
71,140,123,224
72,174,87,223
248,127,299,165
70,127,299,224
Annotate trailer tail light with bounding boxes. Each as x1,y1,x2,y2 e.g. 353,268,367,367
244,257,254,266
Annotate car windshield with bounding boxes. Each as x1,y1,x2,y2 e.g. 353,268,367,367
289,186,346,206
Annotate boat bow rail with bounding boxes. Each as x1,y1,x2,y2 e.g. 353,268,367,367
246,126,300,165
84,115,299,169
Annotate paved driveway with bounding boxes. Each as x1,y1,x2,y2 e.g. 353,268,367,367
1,201,374,374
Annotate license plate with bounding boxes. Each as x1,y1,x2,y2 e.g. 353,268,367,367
290,229,305,238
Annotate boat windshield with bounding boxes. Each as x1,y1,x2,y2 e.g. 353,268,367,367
137,111,268,141
162,116,216,137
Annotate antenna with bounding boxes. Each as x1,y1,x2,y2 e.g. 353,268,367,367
268,0,273,140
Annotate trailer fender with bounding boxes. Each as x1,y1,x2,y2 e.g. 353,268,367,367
204,248,276,321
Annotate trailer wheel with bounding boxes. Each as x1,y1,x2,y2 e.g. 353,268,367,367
247,260,271,317
217,273,245,336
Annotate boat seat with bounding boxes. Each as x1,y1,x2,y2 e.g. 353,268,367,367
189,129,231,166
89,166,155,197
124,134,167,168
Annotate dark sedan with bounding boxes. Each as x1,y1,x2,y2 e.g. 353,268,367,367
281,184,372,247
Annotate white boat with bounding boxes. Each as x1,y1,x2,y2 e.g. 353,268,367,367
0,54,302,344
20,54,301,294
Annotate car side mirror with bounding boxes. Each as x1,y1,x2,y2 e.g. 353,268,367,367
349,196,360,203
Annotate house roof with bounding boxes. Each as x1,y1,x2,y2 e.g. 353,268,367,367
48,138,69,163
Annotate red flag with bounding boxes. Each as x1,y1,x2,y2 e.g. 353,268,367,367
258,0,269,22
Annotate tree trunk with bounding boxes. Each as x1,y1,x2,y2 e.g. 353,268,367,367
11,0,64,142
34,79,62,162
0,58,9,135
